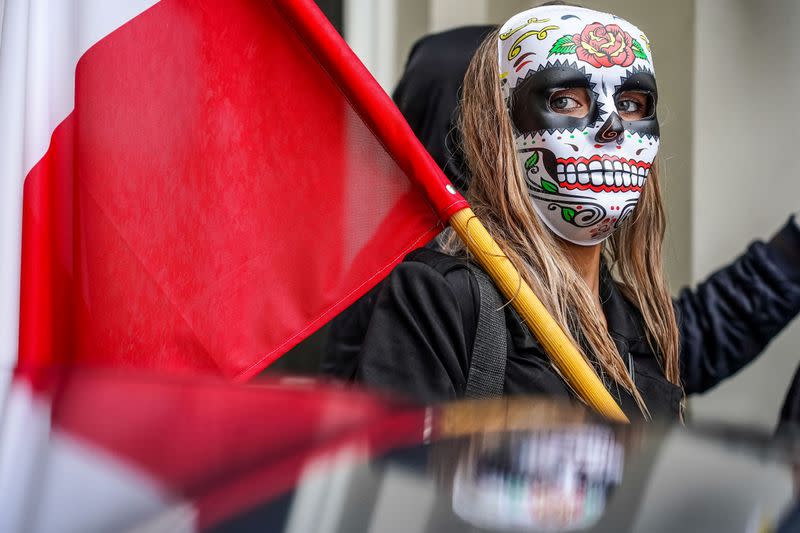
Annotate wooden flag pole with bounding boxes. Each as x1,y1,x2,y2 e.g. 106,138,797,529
449,207,629,423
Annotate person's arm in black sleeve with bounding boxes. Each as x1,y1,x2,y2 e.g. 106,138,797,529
677,216,800,395
356,259,476,403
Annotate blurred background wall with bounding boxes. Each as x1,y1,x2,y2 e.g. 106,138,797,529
300,0,800,431
689,0,800,429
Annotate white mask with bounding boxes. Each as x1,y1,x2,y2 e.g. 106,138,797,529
499,6,659,246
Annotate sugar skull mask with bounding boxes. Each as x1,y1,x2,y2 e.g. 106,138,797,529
499,6,659,246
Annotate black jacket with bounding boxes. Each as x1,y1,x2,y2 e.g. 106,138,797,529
353,219,800,422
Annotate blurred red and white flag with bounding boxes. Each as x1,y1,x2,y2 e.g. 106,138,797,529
0,0,160,417
0,368,424,532
2,0,465,383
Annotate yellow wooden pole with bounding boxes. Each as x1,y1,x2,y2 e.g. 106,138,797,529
449,207,629,423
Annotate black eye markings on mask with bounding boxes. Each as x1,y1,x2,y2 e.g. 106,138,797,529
509,60,604,135
614,66,660,139
614,65,657,93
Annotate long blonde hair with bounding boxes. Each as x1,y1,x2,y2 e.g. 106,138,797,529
446,30,681,416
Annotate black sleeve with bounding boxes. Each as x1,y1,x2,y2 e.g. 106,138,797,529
677,217,800,395
356,259,476,403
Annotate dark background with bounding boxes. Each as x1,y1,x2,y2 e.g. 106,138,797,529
315,0,344,34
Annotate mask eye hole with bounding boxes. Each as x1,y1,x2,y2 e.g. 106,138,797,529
615,90,656,121
548,88,592,118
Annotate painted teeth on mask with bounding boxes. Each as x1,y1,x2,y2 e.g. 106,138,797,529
603,160,614,185
551,160,650,188
613,161,623,186
566,164,577,184
577,163,590,184
589,161,603,186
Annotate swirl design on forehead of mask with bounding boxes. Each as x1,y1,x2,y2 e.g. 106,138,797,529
499,17,552,40
639,34,651,52
498,7,655,97
500,18,560,61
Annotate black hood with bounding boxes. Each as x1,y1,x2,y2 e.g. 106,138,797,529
392,25,495,194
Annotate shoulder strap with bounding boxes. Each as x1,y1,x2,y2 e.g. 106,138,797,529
465,263,507,398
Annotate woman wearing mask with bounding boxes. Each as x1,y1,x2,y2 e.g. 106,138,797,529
356,3,800,421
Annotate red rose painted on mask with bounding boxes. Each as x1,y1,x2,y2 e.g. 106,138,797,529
571,23,636,68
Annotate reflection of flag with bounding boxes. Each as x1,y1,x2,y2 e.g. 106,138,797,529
4,0,466,379
0,369,424,531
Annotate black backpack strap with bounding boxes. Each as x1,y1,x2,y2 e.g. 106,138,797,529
465,263,507,398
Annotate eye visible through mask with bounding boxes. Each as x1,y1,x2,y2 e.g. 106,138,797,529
549,87,592,118
510,66,658,138
510,65,600,134
615,90,653,121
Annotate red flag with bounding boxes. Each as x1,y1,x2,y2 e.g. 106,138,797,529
0,368,425,531
16,0,468,378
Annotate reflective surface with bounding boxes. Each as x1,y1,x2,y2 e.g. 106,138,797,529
0,368,797,532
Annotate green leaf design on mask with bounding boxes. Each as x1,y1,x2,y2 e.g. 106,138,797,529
632,39,649,61
548,35,577,57
524,151,539,170
540,179,558,193
561,207,576,222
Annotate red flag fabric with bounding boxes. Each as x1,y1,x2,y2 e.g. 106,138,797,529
17,0,468,379
0,368,425,531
